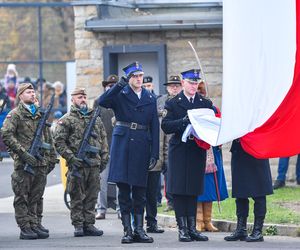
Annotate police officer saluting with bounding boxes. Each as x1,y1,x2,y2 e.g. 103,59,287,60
1,83,54,240
54,88,109,237
161,69,212,242
98,62,159,244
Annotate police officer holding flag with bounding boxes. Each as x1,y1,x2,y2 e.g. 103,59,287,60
98,62,159,244
161,69,213,242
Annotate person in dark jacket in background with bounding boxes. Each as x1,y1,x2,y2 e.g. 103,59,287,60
224,139,273,242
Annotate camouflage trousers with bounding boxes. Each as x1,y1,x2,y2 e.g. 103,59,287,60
67,167,100,227
11,167,47,228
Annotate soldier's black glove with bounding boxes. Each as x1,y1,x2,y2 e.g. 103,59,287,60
68,156,83,169
148,157,157,170
117,76,129,88
21,151,38,166
182,114,191,126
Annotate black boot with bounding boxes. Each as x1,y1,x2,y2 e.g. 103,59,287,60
187,216,208,241
133,214,154,243
37,223,49,233
74,226,84,237
20,227,38,240
246,217,264,242
83,225,103,236
176,217,192,242
224,217,248,241
121,214,134,244
31,226,49,239
147,224,165,233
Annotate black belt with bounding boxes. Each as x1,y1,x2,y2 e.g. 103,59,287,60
116,121,148,130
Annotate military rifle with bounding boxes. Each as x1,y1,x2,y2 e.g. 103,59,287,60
71,106,101,178
24,94,55,175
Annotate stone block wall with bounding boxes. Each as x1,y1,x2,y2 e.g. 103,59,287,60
74,5,222,106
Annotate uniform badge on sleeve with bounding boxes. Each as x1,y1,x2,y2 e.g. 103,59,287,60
162,109,168,118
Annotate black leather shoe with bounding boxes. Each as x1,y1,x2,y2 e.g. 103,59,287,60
37,223,49,233
224,217,248,241
273,180,285,189
133,214,154,243
20,227,38,240
74,226,84,237
83,225,103,236
31,226,49,239
147,224,164,233
187,216,208,241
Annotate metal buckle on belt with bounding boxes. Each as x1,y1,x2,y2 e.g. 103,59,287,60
130,122,138,130
188,135,194,140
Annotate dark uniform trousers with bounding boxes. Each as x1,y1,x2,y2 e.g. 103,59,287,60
173,194,198,217
11,167,47,228
117,183,146,215
145,171,161,226
236,196,267,218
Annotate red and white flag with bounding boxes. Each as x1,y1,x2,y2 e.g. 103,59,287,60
189,0,300,158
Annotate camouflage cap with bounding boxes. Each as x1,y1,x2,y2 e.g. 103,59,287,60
16,83,34,99
164,75,181,85
71,87,87,96
102,74,119,87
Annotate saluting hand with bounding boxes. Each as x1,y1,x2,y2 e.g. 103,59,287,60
117,76,129,88
148,157,157,170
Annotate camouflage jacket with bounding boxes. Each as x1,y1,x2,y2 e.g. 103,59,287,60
54,105,109,171
1,102,55,170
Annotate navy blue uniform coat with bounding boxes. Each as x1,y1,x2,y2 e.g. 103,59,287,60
231,140,273,198
161,91,213,196
98,83,159,187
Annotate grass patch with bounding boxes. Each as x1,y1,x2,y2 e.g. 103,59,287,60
158,187,300,225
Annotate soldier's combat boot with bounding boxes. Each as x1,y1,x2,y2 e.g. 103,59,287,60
187,216,209,241
121,214,134,244
224,217,248,241
133,214,154,243
246,217,264,242
176,217,192,242
31,226,49,239
20,227,38,240
83,225,103,236
74,226,84,237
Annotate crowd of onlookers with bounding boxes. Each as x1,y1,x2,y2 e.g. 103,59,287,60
0,64,67,156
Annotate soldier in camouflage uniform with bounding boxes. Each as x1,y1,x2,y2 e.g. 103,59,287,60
33,97,59,235
1,83,54,240
54,88,109,237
